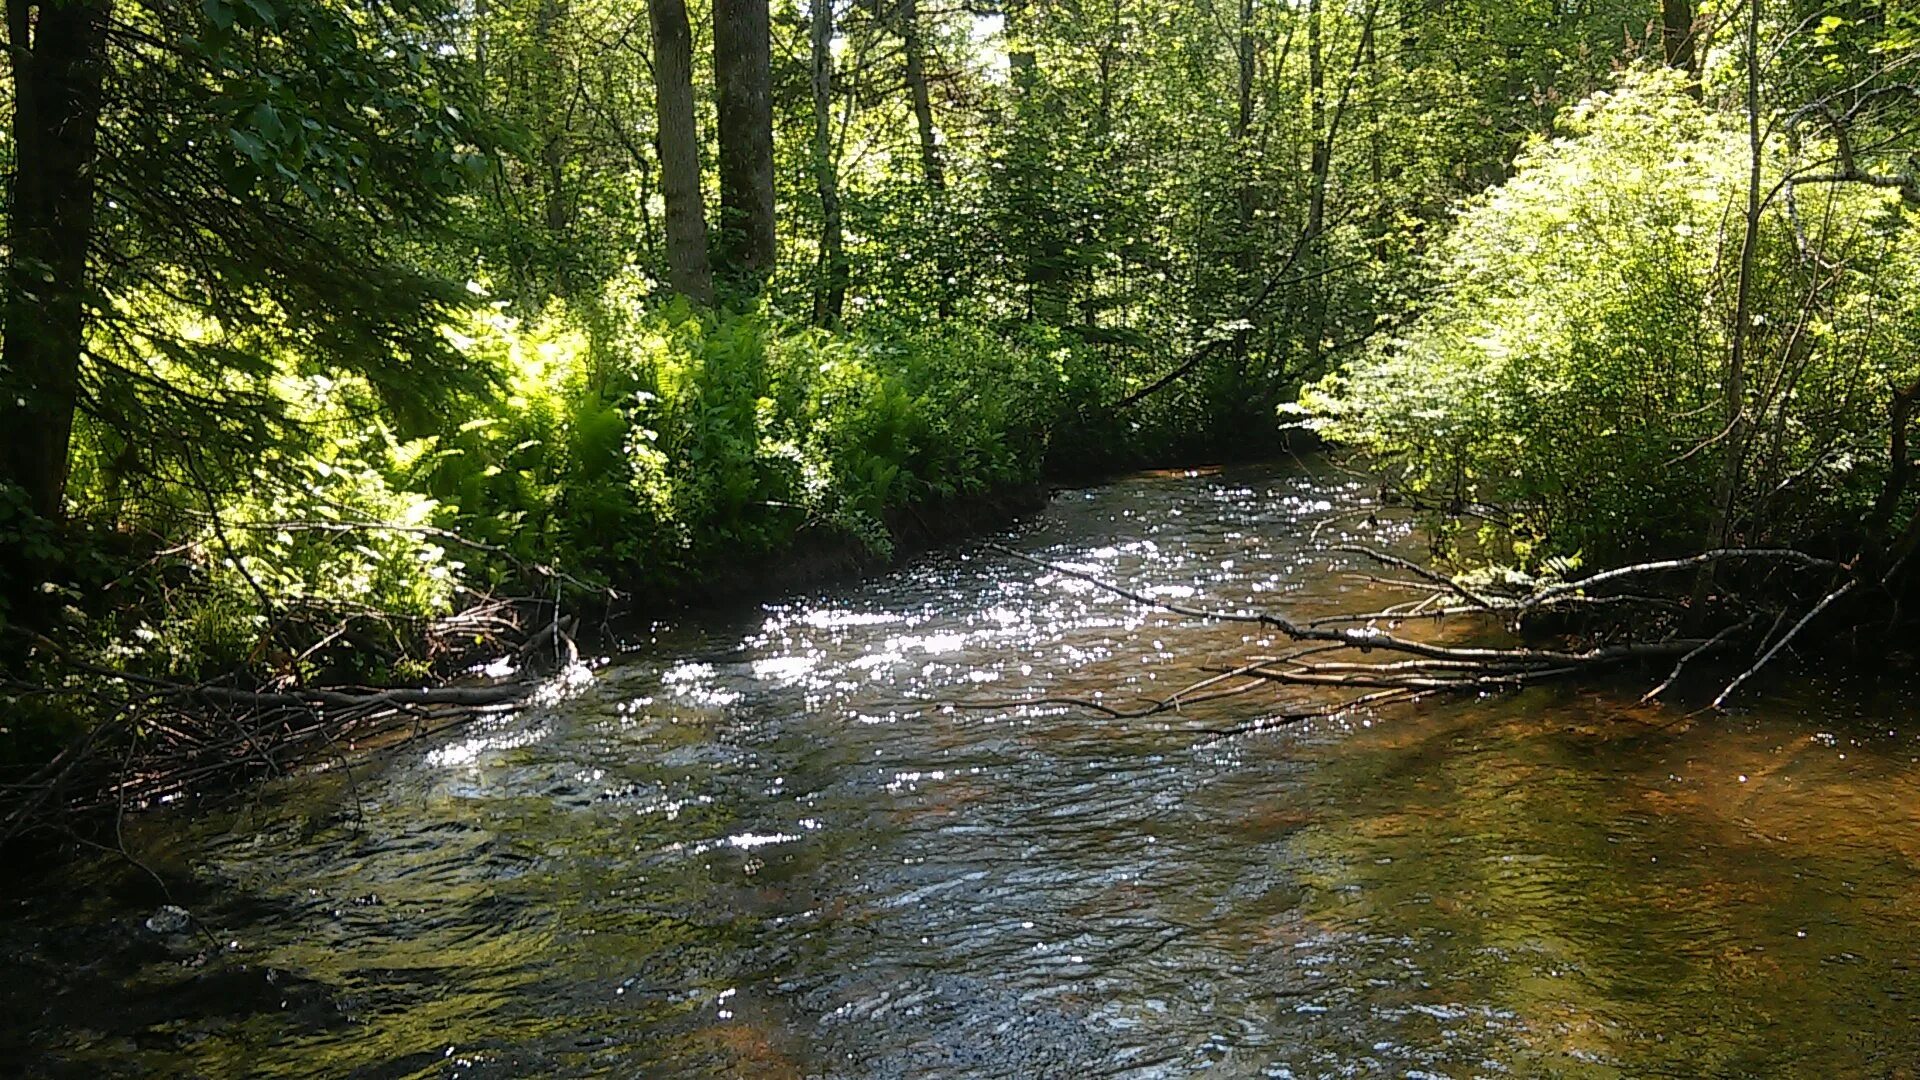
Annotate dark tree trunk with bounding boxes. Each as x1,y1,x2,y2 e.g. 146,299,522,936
1006,0,1035,87
1002,0,1064,322
713,0,776,290
810,0,846,327
1662,0,1700,96
475,0,490,92
1304,0,1329,369
1231,0,1258,369
1234,0,1257,270
537,0,572,247
897,0,953,315
900,0,944,194
2,0,110,528
1696,0,1762,605
648,0,714,304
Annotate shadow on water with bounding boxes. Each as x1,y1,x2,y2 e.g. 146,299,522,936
4,460,1920,1078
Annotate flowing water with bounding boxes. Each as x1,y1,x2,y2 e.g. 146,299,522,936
6,462,1920,1078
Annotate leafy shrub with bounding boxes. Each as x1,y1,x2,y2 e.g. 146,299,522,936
409,288,1074,594
1301,69,1920,564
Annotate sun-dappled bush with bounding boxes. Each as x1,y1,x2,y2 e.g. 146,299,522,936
12,284,1120,685
415,292,1076,594
1300,70,1920,565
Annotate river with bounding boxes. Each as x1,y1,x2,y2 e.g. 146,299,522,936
5,461,1920,1078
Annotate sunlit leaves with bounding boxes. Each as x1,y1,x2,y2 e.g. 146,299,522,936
1303,71,1920,563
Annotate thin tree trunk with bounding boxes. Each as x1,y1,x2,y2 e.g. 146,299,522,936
1699,0,1763,596
1006,0,1036,88
2,0,112,524
648,0,714,304
900,0,943,193
1003,0,1063,322
1304,0,1329,370
898,0,954,316
811,0,847,327
1364,13,1385,259
713,0,776,289
475,0,490,95
1235,0,1257,261
1230,0,1258,374
537,0,571,246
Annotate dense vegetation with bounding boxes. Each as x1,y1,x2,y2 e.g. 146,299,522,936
1306,69,1920,571
0,0,1916,826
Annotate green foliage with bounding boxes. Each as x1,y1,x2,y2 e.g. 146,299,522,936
415,291,1072,593
21,285,1079,691
88,0,497,447
1303,71,1920,564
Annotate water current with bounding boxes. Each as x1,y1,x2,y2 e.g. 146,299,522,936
5,461,1919,1078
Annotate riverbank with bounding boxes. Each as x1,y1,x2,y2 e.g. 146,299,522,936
635,481,1052,609
0,468,1065,848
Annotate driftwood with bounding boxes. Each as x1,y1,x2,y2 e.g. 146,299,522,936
975,539,1856,738
0,595,573,848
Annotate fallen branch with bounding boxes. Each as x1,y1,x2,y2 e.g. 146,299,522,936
0,593,561,846
974,536,1804,735
1710,579,1858,709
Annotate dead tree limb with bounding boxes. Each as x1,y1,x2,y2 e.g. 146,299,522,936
977,536,1843,735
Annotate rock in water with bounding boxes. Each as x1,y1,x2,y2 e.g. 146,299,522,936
144,905,193,935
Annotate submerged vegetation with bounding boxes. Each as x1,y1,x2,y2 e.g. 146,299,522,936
0,0,1917,834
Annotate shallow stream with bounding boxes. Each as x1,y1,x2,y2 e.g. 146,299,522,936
6,462,1920,1078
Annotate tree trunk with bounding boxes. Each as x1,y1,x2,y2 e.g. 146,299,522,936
1304,0,1329,370
1,0,112,524
1662,0,1700,97
475,0,490,94
713,0,776,290
1002,0,1064,322
1235,0,1257,260
810,0,847,327
898,0,954,316
900,0,944,194
1006,0,1036,88
1229,0,1258,373
536,0,572,247
648,0,714,304
1364,12,1384,259
1697,0,1762,601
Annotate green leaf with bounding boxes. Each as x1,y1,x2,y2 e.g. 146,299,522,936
251,103,285,144
228,127,268,162
242,0,281,28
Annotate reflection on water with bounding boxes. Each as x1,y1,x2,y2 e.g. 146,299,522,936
4,462,1920,1078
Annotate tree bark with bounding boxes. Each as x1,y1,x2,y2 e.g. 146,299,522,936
1006,0,1036,88
1229,0,1259,372
899,0,944,194
713,0,776,289
1698,0,1763,598
810,0,847,327
648,0,714,304
536,0,572,244
1002,0,1064,322
1,0,112,524
898,0,953,315
1304,0,1329,370
1235,0,1257,261
1662,0,1700,97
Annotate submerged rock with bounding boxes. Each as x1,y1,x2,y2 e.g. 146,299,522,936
143,905,193,936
